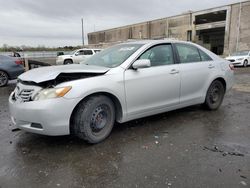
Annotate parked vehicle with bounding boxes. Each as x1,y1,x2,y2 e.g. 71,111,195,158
0,55,25,87
56,48,101,65
225,51,250,67
9,40,234,143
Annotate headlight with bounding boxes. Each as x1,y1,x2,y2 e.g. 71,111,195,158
33,86,72,101
237,58,244,61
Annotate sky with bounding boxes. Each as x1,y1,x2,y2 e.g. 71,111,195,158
0,0,243,47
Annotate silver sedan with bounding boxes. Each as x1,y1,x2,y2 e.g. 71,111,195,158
9,40,234,143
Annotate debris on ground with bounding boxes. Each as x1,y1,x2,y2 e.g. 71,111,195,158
21,147,30,154
142,145,149,149
11,128,21,132
203,146,244,157
240,175,247,179
240,181,247,186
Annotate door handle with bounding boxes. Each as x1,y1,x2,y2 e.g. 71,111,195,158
208,64,215,69
170,69,179,74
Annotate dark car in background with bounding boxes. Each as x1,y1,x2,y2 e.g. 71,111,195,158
0,55,25,87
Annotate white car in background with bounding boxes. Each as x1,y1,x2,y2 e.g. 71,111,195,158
56,48,101,65
225,51,250,67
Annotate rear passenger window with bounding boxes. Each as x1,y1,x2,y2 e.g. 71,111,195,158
79,50,93,55
138,44,174,67
176,44,201,63
199,49,213,61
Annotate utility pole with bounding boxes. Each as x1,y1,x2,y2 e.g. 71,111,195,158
81,18,84,46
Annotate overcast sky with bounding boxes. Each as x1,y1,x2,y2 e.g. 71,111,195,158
0,0,243,47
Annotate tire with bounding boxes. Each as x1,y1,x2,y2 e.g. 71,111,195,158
243,60,248,67
71,95,115,144
204,80,225,110
0,70,9,87
64,59,73,65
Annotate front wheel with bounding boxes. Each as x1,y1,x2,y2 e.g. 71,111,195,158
204,80,225,110
0,71,8,87
243,60,248,67
64,59,73,64
71,95,115,144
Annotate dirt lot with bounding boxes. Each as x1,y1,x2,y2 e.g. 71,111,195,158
0,68,250,188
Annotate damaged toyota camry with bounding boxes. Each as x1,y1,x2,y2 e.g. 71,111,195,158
9,40,234,143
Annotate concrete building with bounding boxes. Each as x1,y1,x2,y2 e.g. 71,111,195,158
88,1,250,56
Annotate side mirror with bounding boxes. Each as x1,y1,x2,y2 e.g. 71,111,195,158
132,59,151,70
75,52,80,56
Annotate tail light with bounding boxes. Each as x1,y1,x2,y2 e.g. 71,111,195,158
15,60,23,65
229,63,234,70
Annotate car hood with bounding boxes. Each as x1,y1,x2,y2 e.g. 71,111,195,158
225,56,247,60
18,64,110,83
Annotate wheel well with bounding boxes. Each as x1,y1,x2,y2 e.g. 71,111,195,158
64,59,73,64
69,92,123,133
214,77,226,91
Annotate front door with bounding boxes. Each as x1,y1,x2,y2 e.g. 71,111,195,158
124,44,180,119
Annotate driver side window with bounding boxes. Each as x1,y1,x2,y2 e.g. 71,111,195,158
138,44,174,66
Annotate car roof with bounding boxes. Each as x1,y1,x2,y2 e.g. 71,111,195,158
78,48,101,50
121,39,194,46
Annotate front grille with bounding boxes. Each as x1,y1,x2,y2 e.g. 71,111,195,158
13,88,34,102
12,82,42,103
19,89,34,102
228,59,235,62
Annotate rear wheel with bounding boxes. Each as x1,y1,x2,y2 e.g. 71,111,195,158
64,59,73,64
71,95,115,144
0,71,8,87
204,80,225,110
243,60,248,67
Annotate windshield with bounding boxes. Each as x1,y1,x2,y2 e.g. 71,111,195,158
84,44,143,68
231,51,249,56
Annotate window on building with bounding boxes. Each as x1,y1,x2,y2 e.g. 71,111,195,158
187,30,192,41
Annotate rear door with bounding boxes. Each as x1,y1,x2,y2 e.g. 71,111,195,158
124,44,180,118
174,43,215,104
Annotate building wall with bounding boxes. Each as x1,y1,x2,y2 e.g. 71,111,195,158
228,1,250,54
87,1,250,55
167,14,192,40
88,14,191,45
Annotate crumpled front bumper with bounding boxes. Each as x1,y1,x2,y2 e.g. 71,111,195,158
9,92,80,136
